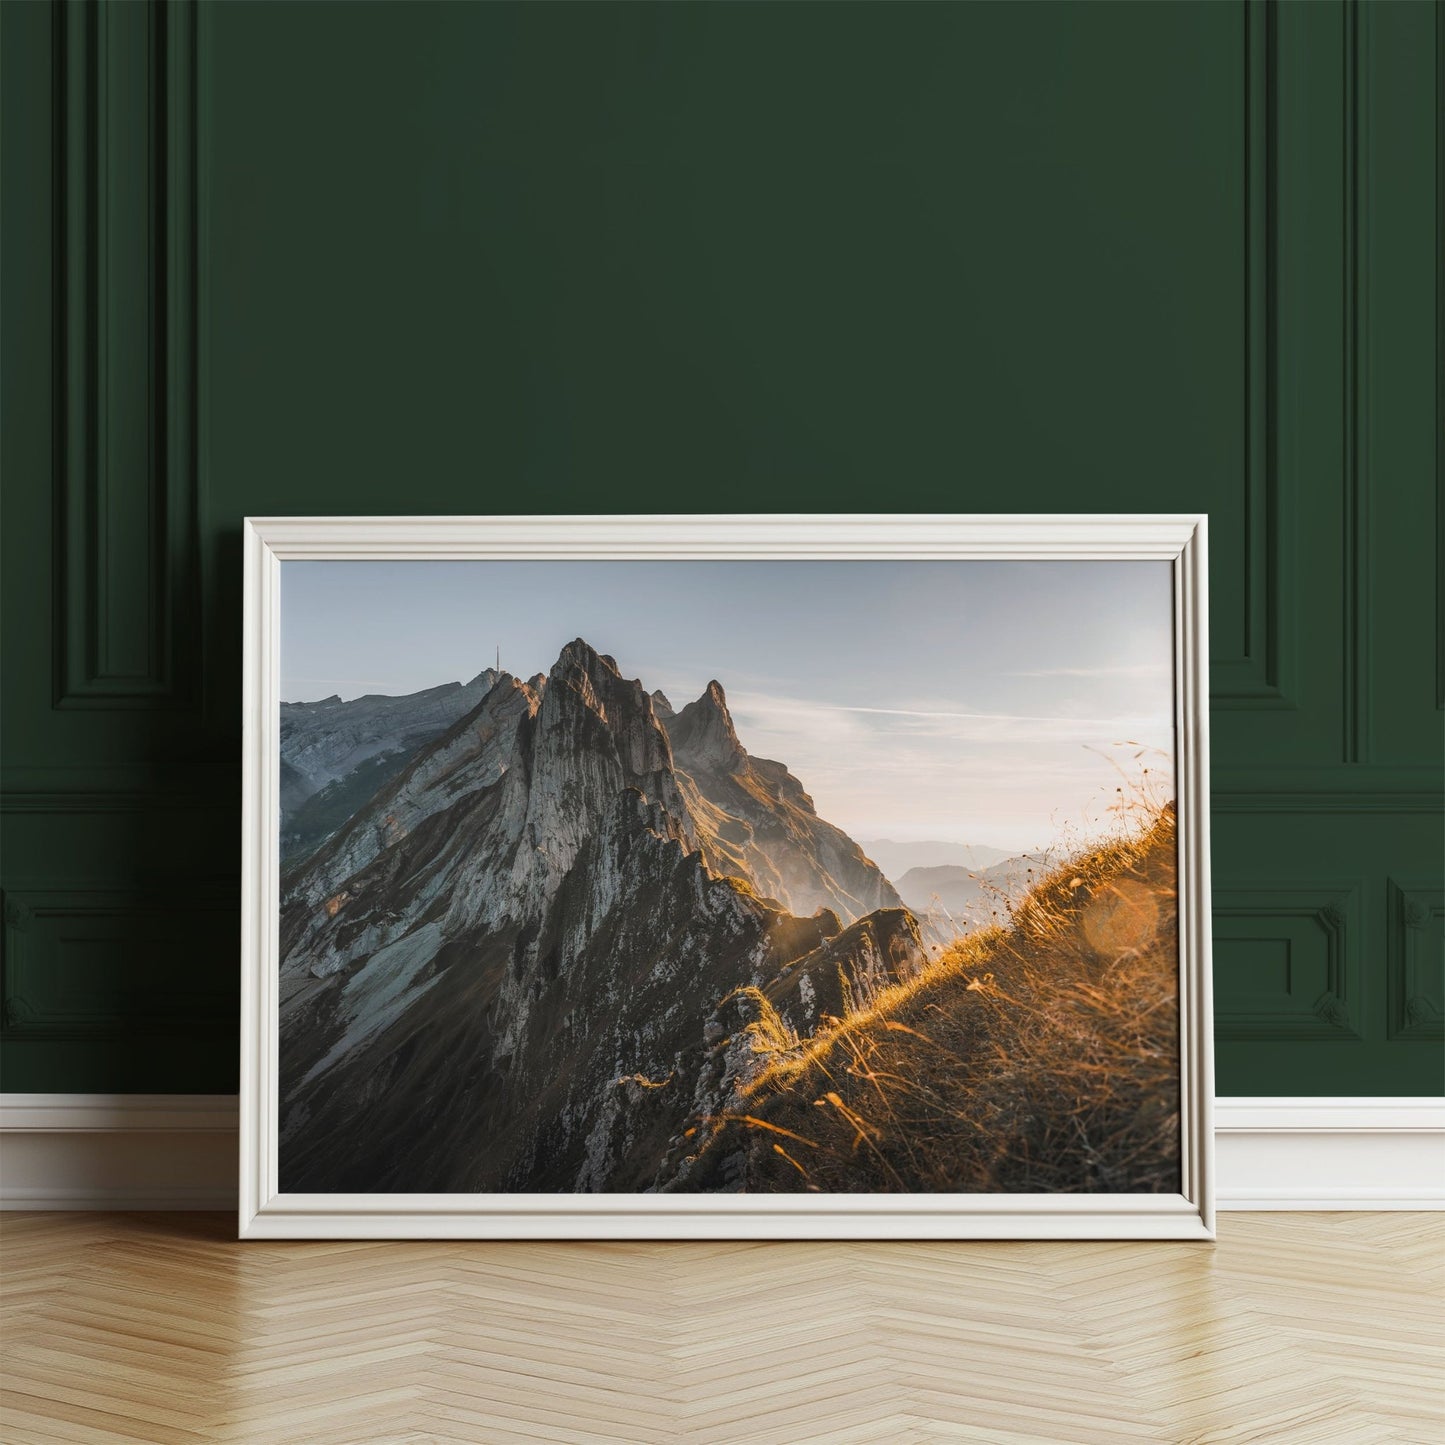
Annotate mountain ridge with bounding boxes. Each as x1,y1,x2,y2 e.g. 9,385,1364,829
857,838,1020,880
665,679,905,926
892,855,1052,934
280,669,502,862
277,639,924,1193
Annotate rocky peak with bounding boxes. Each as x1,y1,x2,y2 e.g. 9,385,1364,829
553,635,615,680
434,638,696,937
538,640,674,777
669,680,745,770
650,689,675,720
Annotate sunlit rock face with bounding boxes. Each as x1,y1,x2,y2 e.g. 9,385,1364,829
665,679,904,924
277,640,925,1194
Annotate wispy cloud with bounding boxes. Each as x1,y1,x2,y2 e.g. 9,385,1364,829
1007,663,1170,679
722,687,1176,851
826,702,1168,728
728,691,1172,740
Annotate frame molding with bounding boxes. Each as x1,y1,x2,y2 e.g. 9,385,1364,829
240,514,1214,1240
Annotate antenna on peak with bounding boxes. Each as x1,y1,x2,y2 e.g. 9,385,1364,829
496,643,500,673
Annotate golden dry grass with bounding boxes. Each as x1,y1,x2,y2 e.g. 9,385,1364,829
682,803,1181,1194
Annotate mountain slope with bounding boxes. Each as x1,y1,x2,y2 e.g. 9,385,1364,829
281,672,540,913
280,670,501,861
663,806,1180,1194
277,641,925,1193
665,681,904,925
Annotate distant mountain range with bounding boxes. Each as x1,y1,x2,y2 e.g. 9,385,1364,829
848,839,1053,939
279,671,501,863
892,855,1052,935
856,838,1019,880
277,641,926,1193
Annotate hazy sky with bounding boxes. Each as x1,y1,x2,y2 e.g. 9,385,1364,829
281,560,1175,852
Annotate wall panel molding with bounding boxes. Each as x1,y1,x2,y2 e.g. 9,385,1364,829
3,0,1437,1102
0,760,237,804
1214,0,1294,711
0,788,233,816
1341,0,1371,762
1386,879,1444,1042
1437,0,1444,716
1213,882,1362,1041
0,885,234,1041
1212,765,1443,813
53,0,199,710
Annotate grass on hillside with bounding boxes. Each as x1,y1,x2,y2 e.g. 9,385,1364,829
680,802,1181,1194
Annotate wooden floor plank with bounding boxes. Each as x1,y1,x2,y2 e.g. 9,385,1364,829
0,1212,1441,1444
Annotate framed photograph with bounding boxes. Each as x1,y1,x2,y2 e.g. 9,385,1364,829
240,515,1213,1239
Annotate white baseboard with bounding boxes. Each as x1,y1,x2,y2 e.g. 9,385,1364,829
1,1094,1441,1212
1213,1097,1445,1210
1,1095,239,1210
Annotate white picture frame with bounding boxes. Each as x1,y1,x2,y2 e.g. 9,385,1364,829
240,514,1214,1240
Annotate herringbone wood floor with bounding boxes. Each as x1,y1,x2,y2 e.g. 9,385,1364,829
0,1213,1440,1444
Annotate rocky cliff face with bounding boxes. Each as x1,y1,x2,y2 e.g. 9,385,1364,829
654,905,927,1192
277,641,927,1193
282,673,538,914
665,680,905,924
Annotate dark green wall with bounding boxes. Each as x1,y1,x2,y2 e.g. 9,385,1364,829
3,0,1440,1096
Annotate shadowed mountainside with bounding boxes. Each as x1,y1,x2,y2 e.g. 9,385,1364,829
278,640,918,1193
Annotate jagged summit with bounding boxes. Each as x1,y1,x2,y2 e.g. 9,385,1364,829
553,636,616,677
668,679,745,768
650,689,675,720
538,640,672,768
